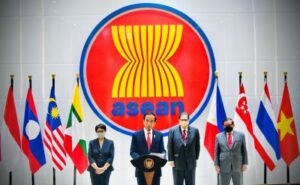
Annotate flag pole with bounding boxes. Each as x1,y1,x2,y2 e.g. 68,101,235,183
263,71,268,185
73,167,77,185
73,73,80,185
283,72,290,185
52,74,56,185
9,75,14,185
239,72,242,87
28,75,35,185
215,71,220,185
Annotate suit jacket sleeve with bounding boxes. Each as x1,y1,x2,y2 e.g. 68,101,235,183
130,133,140,159
167,129,174,161
241,134,248,165
159,133,167,159
214,136,220,166
107,141,115,164
88,140,96,164
195,128,201,160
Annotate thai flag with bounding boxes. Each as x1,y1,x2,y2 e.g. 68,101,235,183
22,87,46,173
255,82,281,163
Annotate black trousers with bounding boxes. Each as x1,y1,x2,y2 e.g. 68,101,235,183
172,168,195,185
90,171,111,185
137,175,160,185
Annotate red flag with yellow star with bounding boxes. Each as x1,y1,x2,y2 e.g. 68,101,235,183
277,79,299,166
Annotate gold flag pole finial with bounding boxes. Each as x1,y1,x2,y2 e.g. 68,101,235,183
214,71,219,79
10,74,14,88
264,71,268,82
51,74,56,86
28,75,32,88
284,72,288,82
76,73,80,85
238,72,243,87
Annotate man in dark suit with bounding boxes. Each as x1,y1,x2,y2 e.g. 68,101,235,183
130,112,166,185
167,112,200,185
214,118,248,185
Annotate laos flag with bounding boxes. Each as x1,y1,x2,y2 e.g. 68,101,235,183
22,87,46,173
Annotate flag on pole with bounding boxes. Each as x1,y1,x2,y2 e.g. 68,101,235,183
22,84,46,173
2,82,22,170
277,78,299,166
44,84,67,171
204,81,227,160
234,83,275,170
4,85,21,148
64,81,88,174
255,81,281,162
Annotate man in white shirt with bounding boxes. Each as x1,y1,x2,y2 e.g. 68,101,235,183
130,112,166,185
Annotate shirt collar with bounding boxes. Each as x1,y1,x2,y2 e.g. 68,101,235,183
180,126,188,132
144,128,153,134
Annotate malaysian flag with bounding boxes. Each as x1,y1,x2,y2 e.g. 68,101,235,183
44,84,66,170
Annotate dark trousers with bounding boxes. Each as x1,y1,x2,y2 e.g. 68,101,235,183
90,171,111,185
172,168,195,185
137,175,160,185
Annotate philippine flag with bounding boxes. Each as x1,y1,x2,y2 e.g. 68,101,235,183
255,82,281,163
204,81,227,160
22,87,46,173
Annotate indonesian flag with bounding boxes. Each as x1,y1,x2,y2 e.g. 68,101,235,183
2,84,22,171
204,81,227,160
277,80,299,166
234,83,275,170
64,82,88,174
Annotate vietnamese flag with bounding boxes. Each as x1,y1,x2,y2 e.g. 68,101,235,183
277,77,299,166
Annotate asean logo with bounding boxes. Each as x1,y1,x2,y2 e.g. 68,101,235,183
80,3,215,136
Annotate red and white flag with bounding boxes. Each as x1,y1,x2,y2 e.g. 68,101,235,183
2,83,22,171
234,83,275,170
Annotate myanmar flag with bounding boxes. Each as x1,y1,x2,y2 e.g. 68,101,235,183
64,81,88,174
277,79,299,166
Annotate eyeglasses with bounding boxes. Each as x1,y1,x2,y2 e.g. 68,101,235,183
96,130,105,133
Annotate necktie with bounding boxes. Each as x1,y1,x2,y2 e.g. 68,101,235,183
146,132,151,151
228,133,233,149
182,130,187,143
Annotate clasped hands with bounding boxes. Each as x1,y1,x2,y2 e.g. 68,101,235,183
94,163,110,175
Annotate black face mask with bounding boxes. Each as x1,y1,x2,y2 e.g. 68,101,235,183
224,126,233,133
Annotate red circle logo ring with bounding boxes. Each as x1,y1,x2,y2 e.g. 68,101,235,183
80,3,216,136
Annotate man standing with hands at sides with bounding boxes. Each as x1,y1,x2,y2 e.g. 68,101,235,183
214,118,248,185
167,112,200,185
130,112,166,185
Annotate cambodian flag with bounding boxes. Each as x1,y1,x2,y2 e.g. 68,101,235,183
22,87,46,173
